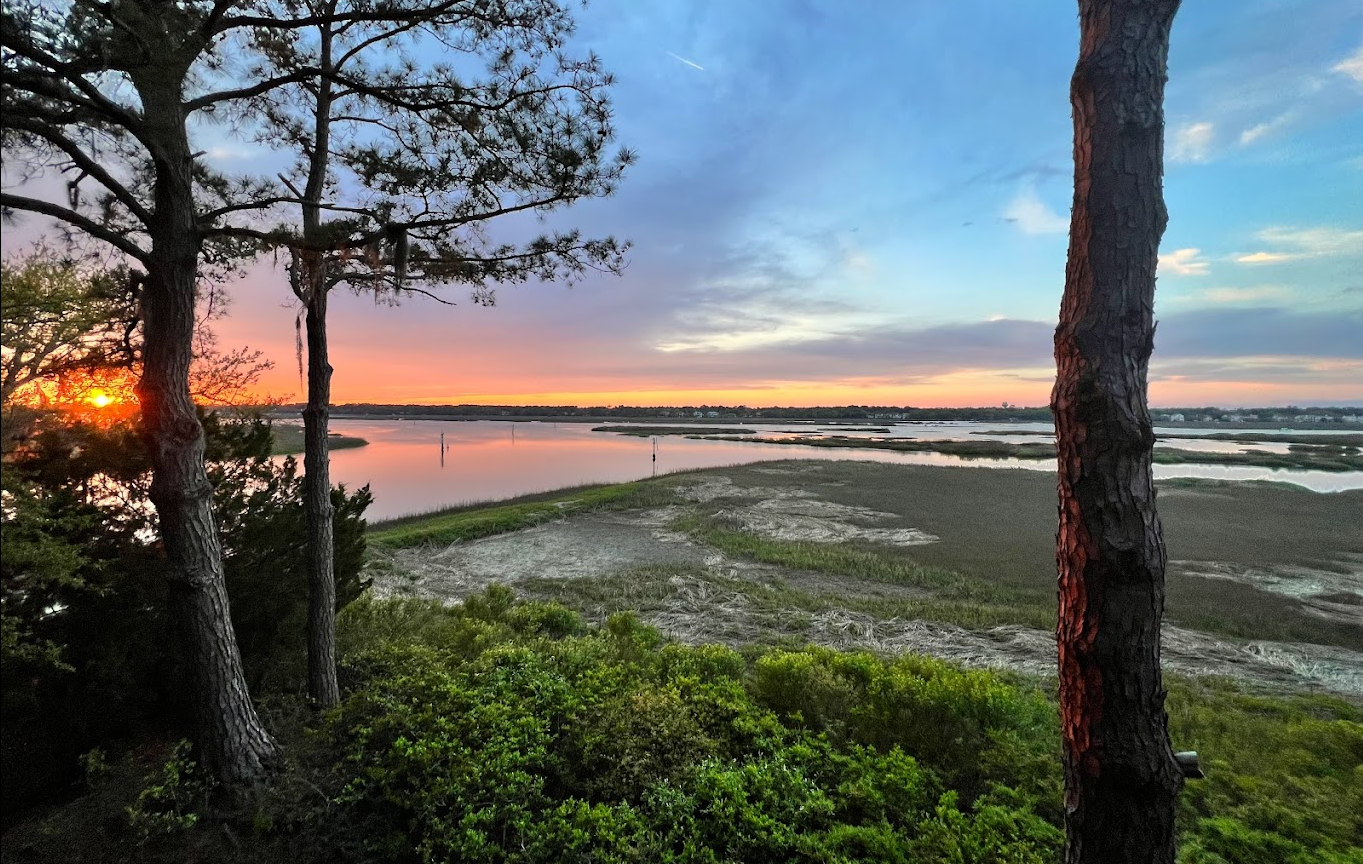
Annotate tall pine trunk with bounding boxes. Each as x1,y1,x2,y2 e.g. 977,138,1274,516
302,277,338,707
300,18,341,707
134,68,280,783
1053,1,1184,861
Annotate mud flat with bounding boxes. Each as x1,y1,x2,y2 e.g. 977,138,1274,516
367,461,1363,697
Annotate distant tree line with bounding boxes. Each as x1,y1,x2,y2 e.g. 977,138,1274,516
314,403,1059,421
306,403,1361,423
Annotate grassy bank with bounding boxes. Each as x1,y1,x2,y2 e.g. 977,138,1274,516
367,479,678,549
269,424,369,456
704,434,1363,471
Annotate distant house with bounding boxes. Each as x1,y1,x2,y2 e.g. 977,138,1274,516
693,411,704,418
706,410,720,418
1169,413,1185,422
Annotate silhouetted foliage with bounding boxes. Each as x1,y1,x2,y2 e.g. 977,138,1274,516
0,413,369,825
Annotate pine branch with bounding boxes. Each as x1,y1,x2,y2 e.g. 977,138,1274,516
0,193,150,263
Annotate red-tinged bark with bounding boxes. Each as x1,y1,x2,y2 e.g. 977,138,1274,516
1053,1,1184,862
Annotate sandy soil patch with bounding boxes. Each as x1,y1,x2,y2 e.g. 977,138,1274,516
376,508,713,603
647,589,1363,695
1171,560,1363,624
677,474,939,547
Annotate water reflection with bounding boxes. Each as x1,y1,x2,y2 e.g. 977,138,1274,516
302,420,1362,520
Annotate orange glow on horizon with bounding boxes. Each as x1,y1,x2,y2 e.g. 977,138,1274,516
289,375,1056,409
234,356,1363,410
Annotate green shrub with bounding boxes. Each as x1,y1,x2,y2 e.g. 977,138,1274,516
1168,679,1363,861
126,740,211,843
750,647,1059,803
320,598,1064,864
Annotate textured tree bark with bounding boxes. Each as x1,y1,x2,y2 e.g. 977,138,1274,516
300,20,341,707
134,69,281,783
1053,1,1184,862
302,276,339,708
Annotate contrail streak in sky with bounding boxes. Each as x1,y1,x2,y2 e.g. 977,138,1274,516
665,51,705,71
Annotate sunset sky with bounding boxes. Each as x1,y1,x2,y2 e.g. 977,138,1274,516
7,0,1363,407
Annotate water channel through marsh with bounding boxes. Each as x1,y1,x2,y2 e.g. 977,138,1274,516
281,419,1363,520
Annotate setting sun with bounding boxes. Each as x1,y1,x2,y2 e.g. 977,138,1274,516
87,390,114,408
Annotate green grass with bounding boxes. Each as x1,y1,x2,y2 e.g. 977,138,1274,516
1165,676,1363,860
269,424,368,456
366,479,679,549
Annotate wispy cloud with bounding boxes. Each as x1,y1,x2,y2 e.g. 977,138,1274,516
1238,111,1293,146
665,51,705,72
842,247,872,273
1333,42,1363,86
1235,225,1363,264
1201,286,1288,304
1170,121,1215,163
1159,248,1210,276
1001,186,1067,235
1235,252,1296,265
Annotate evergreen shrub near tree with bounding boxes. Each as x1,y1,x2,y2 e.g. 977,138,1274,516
0,412,370,824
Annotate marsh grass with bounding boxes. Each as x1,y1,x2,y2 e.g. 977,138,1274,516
366,460,1360,650
268,424,368,455
703,434,1363,470
515,562,1056,641
715,462,1363,650
593,425,757,435
367,479,679,549
1166,576,1363,651
672,513,1056,631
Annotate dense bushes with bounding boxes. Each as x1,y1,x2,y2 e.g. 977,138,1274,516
314,592,1063,863
6,587,1360,863
1168,680,1363,864
308,593,1361,864
0,413,370,821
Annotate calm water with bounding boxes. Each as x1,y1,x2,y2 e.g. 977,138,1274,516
295,420,1363,520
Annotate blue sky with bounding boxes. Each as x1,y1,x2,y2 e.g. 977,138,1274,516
8,0,1362,406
